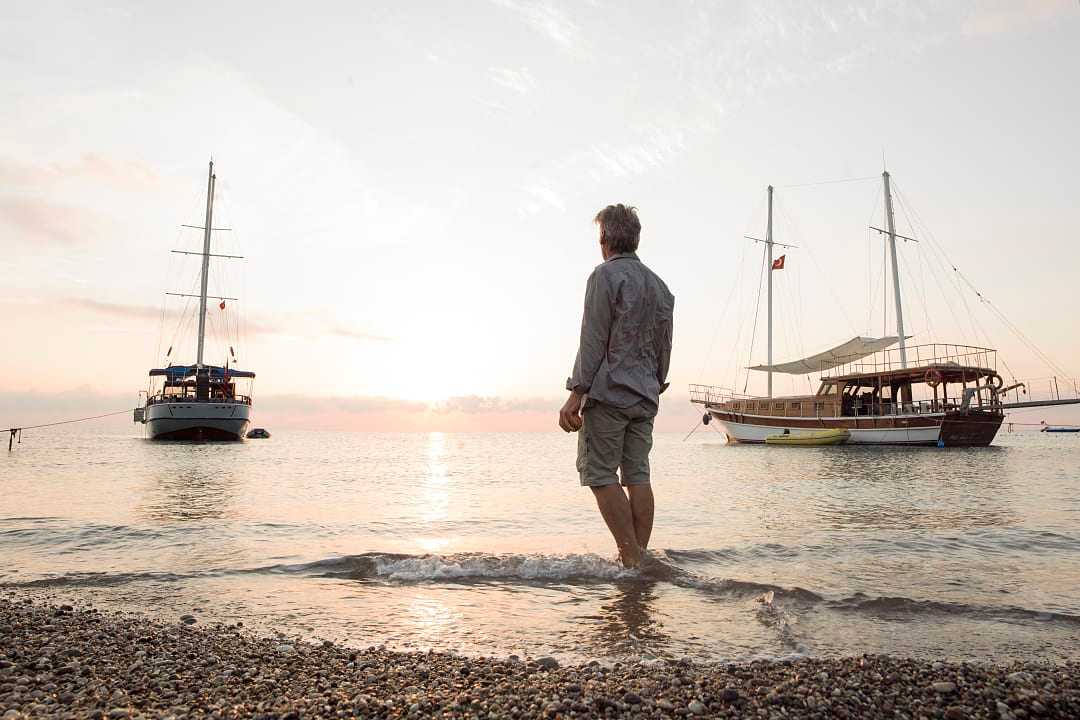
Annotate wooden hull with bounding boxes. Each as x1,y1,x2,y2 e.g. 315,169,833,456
938,412,1002,446
708,409,1002,447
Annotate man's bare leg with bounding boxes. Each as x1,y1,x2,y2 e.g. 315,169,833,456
626,483,654,552
590,484,642,568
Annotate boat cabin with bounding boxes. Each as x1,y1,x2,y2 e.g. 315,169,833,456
146,365,255,405
824,363,1000,418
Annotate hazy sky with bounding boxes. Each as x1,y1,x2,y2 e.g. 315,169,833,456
2,0,1078,430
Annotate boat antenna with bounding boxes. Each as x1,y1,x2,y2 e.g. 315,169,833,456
196,160,215,368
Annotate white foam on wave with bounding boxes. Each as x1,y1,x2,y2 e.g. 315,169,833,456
370,552,637,582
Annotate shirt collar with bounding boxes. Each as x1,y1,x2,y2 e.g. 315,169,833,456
605,252,639,263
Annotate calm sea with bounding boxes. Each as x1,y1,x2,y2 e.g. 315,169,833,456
2,428,1079,663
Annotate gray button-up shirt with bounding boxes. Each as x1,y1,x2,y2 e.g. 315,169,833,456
567,252,674,414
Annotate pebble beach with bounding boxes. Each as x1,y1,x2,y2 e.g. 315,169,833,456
2,596,1078,719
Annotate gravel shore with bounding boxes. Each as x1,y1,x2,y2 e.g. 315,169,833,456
2,596,1077,719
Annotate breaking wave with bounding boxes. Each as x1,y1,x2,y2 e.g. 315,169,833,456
271,551,638,582
6,549,1079,629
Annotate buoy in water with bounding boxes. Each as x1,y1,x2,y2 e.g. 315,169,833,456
702,413,711,425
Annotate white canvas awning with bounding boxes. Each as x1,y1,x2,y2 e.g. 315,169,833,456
750,336,902,375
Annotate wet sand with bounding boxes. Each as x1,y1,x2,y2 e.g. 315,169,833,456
2,595,1077,719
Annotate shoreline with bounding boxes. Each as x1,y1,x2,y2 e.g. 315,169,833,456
2,596,1078,719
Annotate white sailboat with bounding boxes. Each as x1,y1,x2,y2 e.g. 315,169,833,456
134,161,255,441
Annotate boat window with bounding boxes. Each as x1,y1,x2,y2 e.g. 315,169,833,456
773,402,784,411
790,402,801,412
733,402,741,410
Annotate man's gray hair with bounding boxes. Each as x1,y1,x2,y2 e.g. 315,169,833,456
594,204,641,254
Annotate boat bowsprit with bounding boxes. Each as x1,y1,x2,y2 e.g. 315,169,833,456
765,429,850,446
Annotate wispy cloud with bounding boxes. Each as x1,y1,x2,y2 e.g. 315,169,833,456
523,182,566,214
330,327,393,343
60,297,390,345
264,393,555,416
961,0,1074,36
0,387,135,428
0,153,159,191
63,298,162,321
587,125,688,181
434,395,553,414
239,392,698,431
510,0,984,215
261,394,428,415
237,393,562,431
518,123,687,215
0,196,112,245
490,0,580,48
488,66,538,96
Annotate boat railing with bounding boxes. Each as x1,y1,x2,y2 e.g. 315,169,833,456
147,394,252,406
690,383,1006,417
689,384,754,406
848,397,986,416
841,343,997,376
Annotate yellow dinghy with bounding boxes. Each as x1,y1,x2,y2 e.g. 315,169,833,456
765,429,850,446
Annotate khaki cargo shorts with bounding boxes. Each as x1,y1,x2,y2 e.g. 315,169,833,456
576,400,655,487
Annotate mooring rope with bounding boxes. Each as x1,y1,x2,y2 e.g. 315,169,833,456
6,409,133,450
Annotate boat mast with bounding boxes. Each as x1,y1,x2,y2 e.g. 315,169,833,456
766,184,774,398
196,161,216,368
882,171,908,369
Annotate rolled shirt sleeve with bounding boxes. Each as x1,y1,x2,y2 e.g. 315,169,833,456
567,270,613,394
656,298,673,394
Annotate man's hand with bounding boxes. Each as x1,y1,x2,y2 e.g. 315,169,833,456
559,390,585,432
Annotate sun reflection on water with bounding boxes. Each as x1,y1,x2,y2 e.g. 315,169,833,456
404,595,456,648
421,431,450,527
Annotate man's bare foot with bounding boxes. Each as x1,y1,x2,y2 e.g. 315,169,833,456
618,544,642,569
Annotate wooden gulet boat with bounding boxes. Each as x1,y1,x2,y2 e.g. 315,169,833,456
691,172,1080,448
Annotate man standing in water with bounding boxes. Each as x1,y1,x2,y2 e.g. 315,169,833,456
559,204,674,569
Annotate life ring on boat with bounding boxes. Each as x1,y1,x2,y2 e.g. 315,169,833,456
924,368,943,388
987,373,1003,390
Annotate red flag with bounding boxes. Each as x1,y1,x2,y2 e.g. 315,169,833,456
219,299,226,310
772,254,785,270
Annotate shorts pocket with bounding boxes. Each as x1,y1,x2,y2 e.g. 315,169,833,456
576,425,589,474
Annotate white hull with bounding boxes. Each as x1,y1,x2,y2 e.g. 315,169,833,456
143,401,251,440
711,416,941,446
